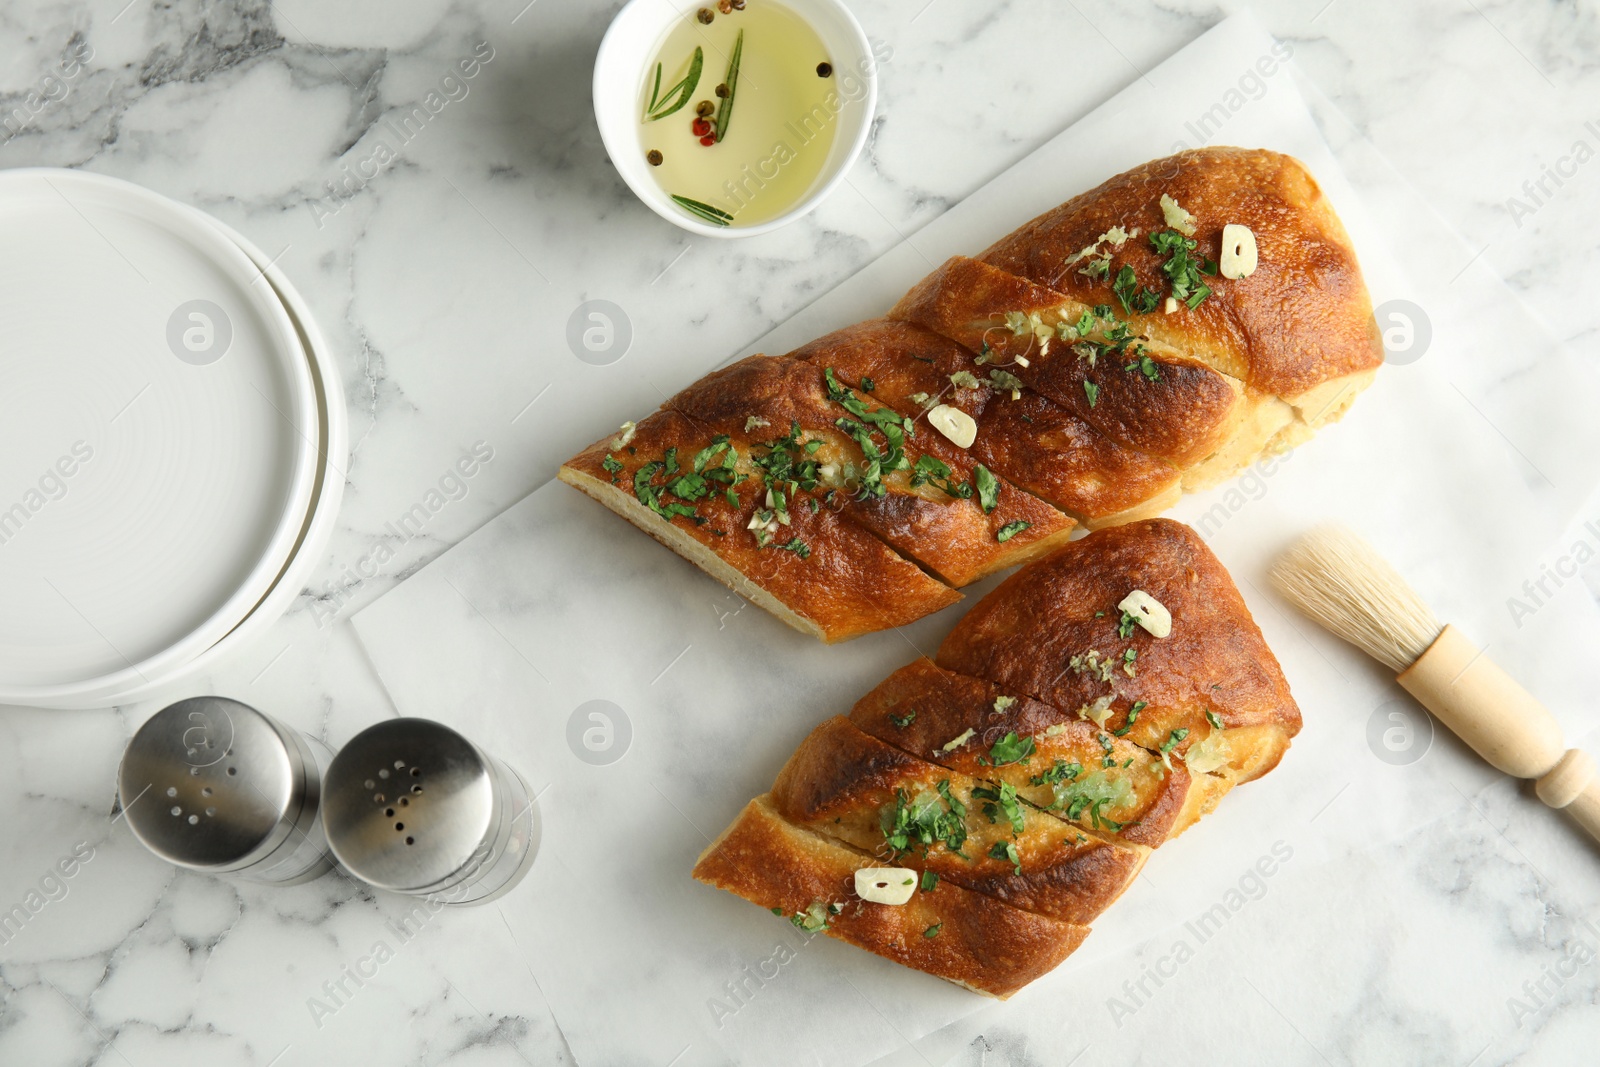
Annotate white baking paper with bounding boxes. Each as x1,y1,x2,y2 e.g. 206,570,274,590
351,14,1600,1066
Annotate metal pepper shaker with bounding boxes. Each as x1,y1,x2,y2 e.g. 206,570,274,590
320,718,540,905
117,697,335,885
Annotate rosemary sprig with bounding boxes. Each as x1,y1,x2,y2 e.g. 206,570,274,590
647,62,663,113
671,194,734,227
645,46,704,122
713,29,744,143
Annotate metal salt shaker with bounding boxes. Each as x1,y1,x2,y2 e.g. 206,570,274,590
320,718,540,906
117,697,336,885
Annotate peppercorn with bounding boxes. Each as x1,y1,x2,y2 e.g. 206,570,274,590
715,83,729,98
692,117,712,137
696,7,714,22
699,135,716,147
647,149,664,166
696,100,715,117
731,0,745,8
717,0,733,12
816,62,833,77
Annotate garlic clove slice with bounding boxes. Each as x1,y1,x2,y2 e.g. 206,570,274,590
927,404,976,448
1220,224,1258,280
855,867,918,905
1117,589,1172,638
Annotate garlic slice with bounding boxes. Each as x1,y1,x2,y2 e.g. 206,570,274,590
855,867,918,905
1118,589,1172,638
610,420,637,449
927,404,977,448
1220,224,1258,279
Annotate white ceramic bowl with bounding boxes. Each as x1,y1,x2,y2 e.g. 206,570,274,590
594,0,878,238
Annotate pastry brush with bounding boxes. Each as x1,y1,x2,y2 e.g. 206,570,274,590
1269,524,1600,844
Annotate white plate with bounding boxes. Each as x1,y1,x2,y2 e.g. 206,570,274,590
152,207,349,697
0,169,319,707
38,193,350,709
82,203,351,707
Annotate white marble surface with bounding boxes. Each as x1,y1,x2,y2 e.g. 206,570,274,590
3,1,1600,1065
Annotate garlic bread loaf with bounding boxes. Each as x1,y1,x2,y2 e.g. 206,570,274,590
562,147,1380,642
693,518,1300,996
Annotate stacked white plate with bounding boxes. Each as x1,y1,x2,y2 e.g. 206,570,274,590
0,169,347,710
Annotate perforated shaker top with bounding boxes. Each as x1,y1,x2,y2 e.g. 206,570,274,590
118,697,301,870
320,718,496,892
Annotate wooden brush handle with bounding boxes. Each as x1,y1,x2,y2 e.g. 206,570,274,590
1398,624,1600,846
1535,749,1600,843
1397,625,1565,776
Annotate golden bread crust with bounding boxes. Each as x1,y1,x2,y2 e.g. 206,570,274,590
978,146,1383,399
970,388,1183,527
937,519,1300,781
666,355,1078,586
848,658,1195,847
691,795,1089,999
769,716,1147,924
791,320,1182,527
891,256,1244,466
559,409,961,642
788,317,989,414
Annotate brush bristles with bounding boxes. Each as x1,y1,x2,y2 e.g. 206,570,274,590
1268,524,1443,673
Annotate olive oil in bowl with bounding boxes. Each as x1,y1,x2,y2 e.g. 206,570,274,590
638,1,845,229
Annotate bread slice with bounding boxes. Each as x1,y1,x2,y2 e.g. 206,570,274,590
785,318,981,416
692,795,1089,999
937,518,1301,785
891,255,1245,467
664,355,1078,586
969,390,1183,529
848,657,1223,846
769,716,1148,925
559,409,962,642
979,146,1382,403
790,319,1185,529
